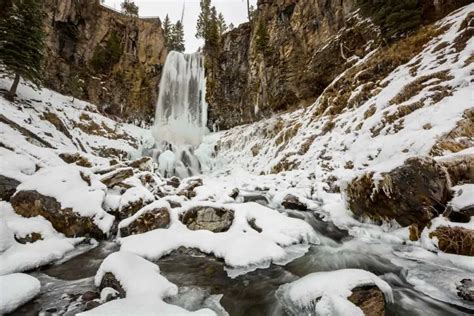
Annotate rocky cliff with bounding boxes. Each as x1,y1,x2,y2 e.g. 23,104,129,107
42,0,167,123
206,0,471,130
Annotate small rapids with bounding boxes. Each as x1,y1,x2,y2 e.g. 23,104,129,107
151,51,208,178
14,204,473,316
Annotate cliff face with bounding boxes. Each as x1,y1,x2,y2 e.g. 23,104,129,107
43,0,167,123
206,0,471,130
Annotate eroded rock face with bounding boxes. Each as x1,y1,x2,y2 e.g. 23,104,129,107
120,207,170,237
42,0,167,123
0,175,20,201
180,206,234,233
348,285,386,316
346,157,451,227
11,190,106,239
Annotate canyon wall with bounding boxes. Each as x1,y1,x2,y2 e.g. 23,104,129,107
43,0,167,123
206,0,471,130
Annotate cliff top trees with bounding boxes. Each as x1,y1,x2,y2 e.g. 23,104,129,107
0,0,45,101
163,14,185,53
121,0,139,17
196,0,227,51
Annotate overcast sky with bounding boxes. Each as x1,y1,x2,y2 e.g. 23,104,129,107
103,0,257,53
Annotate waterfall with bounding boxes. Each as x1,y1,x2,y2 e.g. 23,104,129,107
151,51,208,178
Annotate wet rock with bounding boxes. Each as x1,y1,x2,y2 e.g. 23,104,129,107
248,218,262,233
100,287,119,303
180,206,234,233
100,167,134,188
98,272,126,299
178,178,203,199
167,176,181,188
229,188,240,200
15,232,43,244
443,205,473,223
120,206,171,237
0,174,20,201
429,226,474,256
127,157,154,172
456,279,474,302
346,157,451,227
85,300,101,311
59,152,93,168
281,194,308,211
81,291,99,302
11,190,106,239
348,285,386,316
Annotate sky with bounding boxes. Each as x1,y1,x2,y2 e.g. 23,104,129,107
103,0,257,53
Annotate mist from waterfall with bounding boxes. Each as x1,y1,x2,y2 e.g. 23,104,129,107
151,51,209,178
153,51,208,147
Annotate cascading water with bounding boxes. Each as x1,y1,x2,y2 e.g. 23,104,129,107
151,51,208,178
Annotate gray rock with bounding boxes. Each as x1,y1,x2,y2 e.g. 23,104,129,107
180,206,234,233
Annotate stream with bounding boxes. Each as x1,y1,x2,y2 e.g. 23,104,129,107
10,205,473,316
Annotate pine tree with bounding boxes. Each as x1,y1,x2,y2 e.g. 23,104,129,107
0,0,45,101
121,0,139,17
163,14,172,46
196,0,212,40
217,13,227,37
170,21,185,53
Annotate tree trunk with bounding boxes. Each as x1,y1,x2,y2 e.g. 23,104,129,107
5,73,20,101
247,0,251,21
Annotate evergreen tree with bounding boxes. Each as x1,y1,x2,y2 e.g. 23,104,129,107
163,14,172,46
255,18,269,55
69,74,84,103
169,21,185,52
0,0,45,101
196,0,212,40
207,6,220,48
217,13,227,37
121,0,139,17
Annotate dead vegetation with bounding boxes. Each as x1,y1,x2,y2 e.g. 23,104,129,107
429,226,474,256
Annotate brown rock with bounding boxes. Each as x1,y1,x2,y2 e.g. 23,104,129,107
348,285,386,316
167,176,181,188
127,157,154,172
59,152,93,168
11,190,106,239
180,206,234,233
346,157,451,227
98,272,126,299
120,206,171,237
178,178,203,199
0,175,20,201
100,168,134,188
81,291,99,302
15,232,43,244
281,194,308,211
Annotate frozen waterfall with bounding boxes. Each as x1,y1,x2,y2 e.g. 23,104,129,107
151,51,209,178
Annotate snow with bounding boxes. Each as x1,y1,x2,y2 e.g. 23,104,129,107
276,269,393,315
0,219,15,252
120,201,318,277
15,165,115,234
449,184,474,211
0,273,40,314
119,185,155,211
0,148,36,181
81,251,215,315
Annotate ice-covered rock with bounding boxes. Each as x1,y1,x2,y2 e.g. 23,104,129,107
0,273,40,314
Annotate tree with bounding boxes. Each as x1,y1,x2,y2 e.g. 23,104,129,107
217,13,227,36
121,0,139,17
255,18,269,55
169,21,185,52
69,74,84,103
0,0,45,101
196,0,212,40
163,14,172,46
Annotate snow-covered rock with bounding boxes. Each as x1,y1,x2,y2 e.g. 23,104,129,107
118,200,171,237
0,273,41,314
276,269,393,316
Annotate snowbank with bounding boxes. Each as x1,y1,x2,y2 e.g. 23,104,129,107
276,269,393,315
120,202,318,277
449,184,474,211
0,273,40,314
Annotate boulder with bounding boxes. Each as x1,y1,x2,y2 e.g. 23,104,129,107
119,204,171,237
229,188,240,200
348,285,386,316
127,157,154,172
178,178,203,199
281,194,308,211
456,279,474,302
11,190,107,239
0,175,20,201
117,186,155,220
59,152,93,168
98,272,126,299
167,176,181,188
180,206,234,233
346,157,451,227
100,167,134,188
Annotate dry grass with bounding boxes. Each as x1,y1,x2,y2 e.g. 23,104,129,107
429,226,474,256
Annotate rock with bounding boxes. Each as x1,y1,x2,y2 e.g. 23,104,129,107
100,167,134,188
117,186,155,220
229,188,240,200
348,285,386,316
15,232,43,244
456,279,474,302
11,190,106,239
59,152,93,168
429,226,474,256
81,291,99,302
438,154,474,186
127,157,154,172
281,194,308,211
98,272,126,299
100,287,119,303
119,206,171,237
180,206,234,233
85,300,101,311
0,174,20,201
346,157,451,227
178,178,203,199
167,176,181,188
